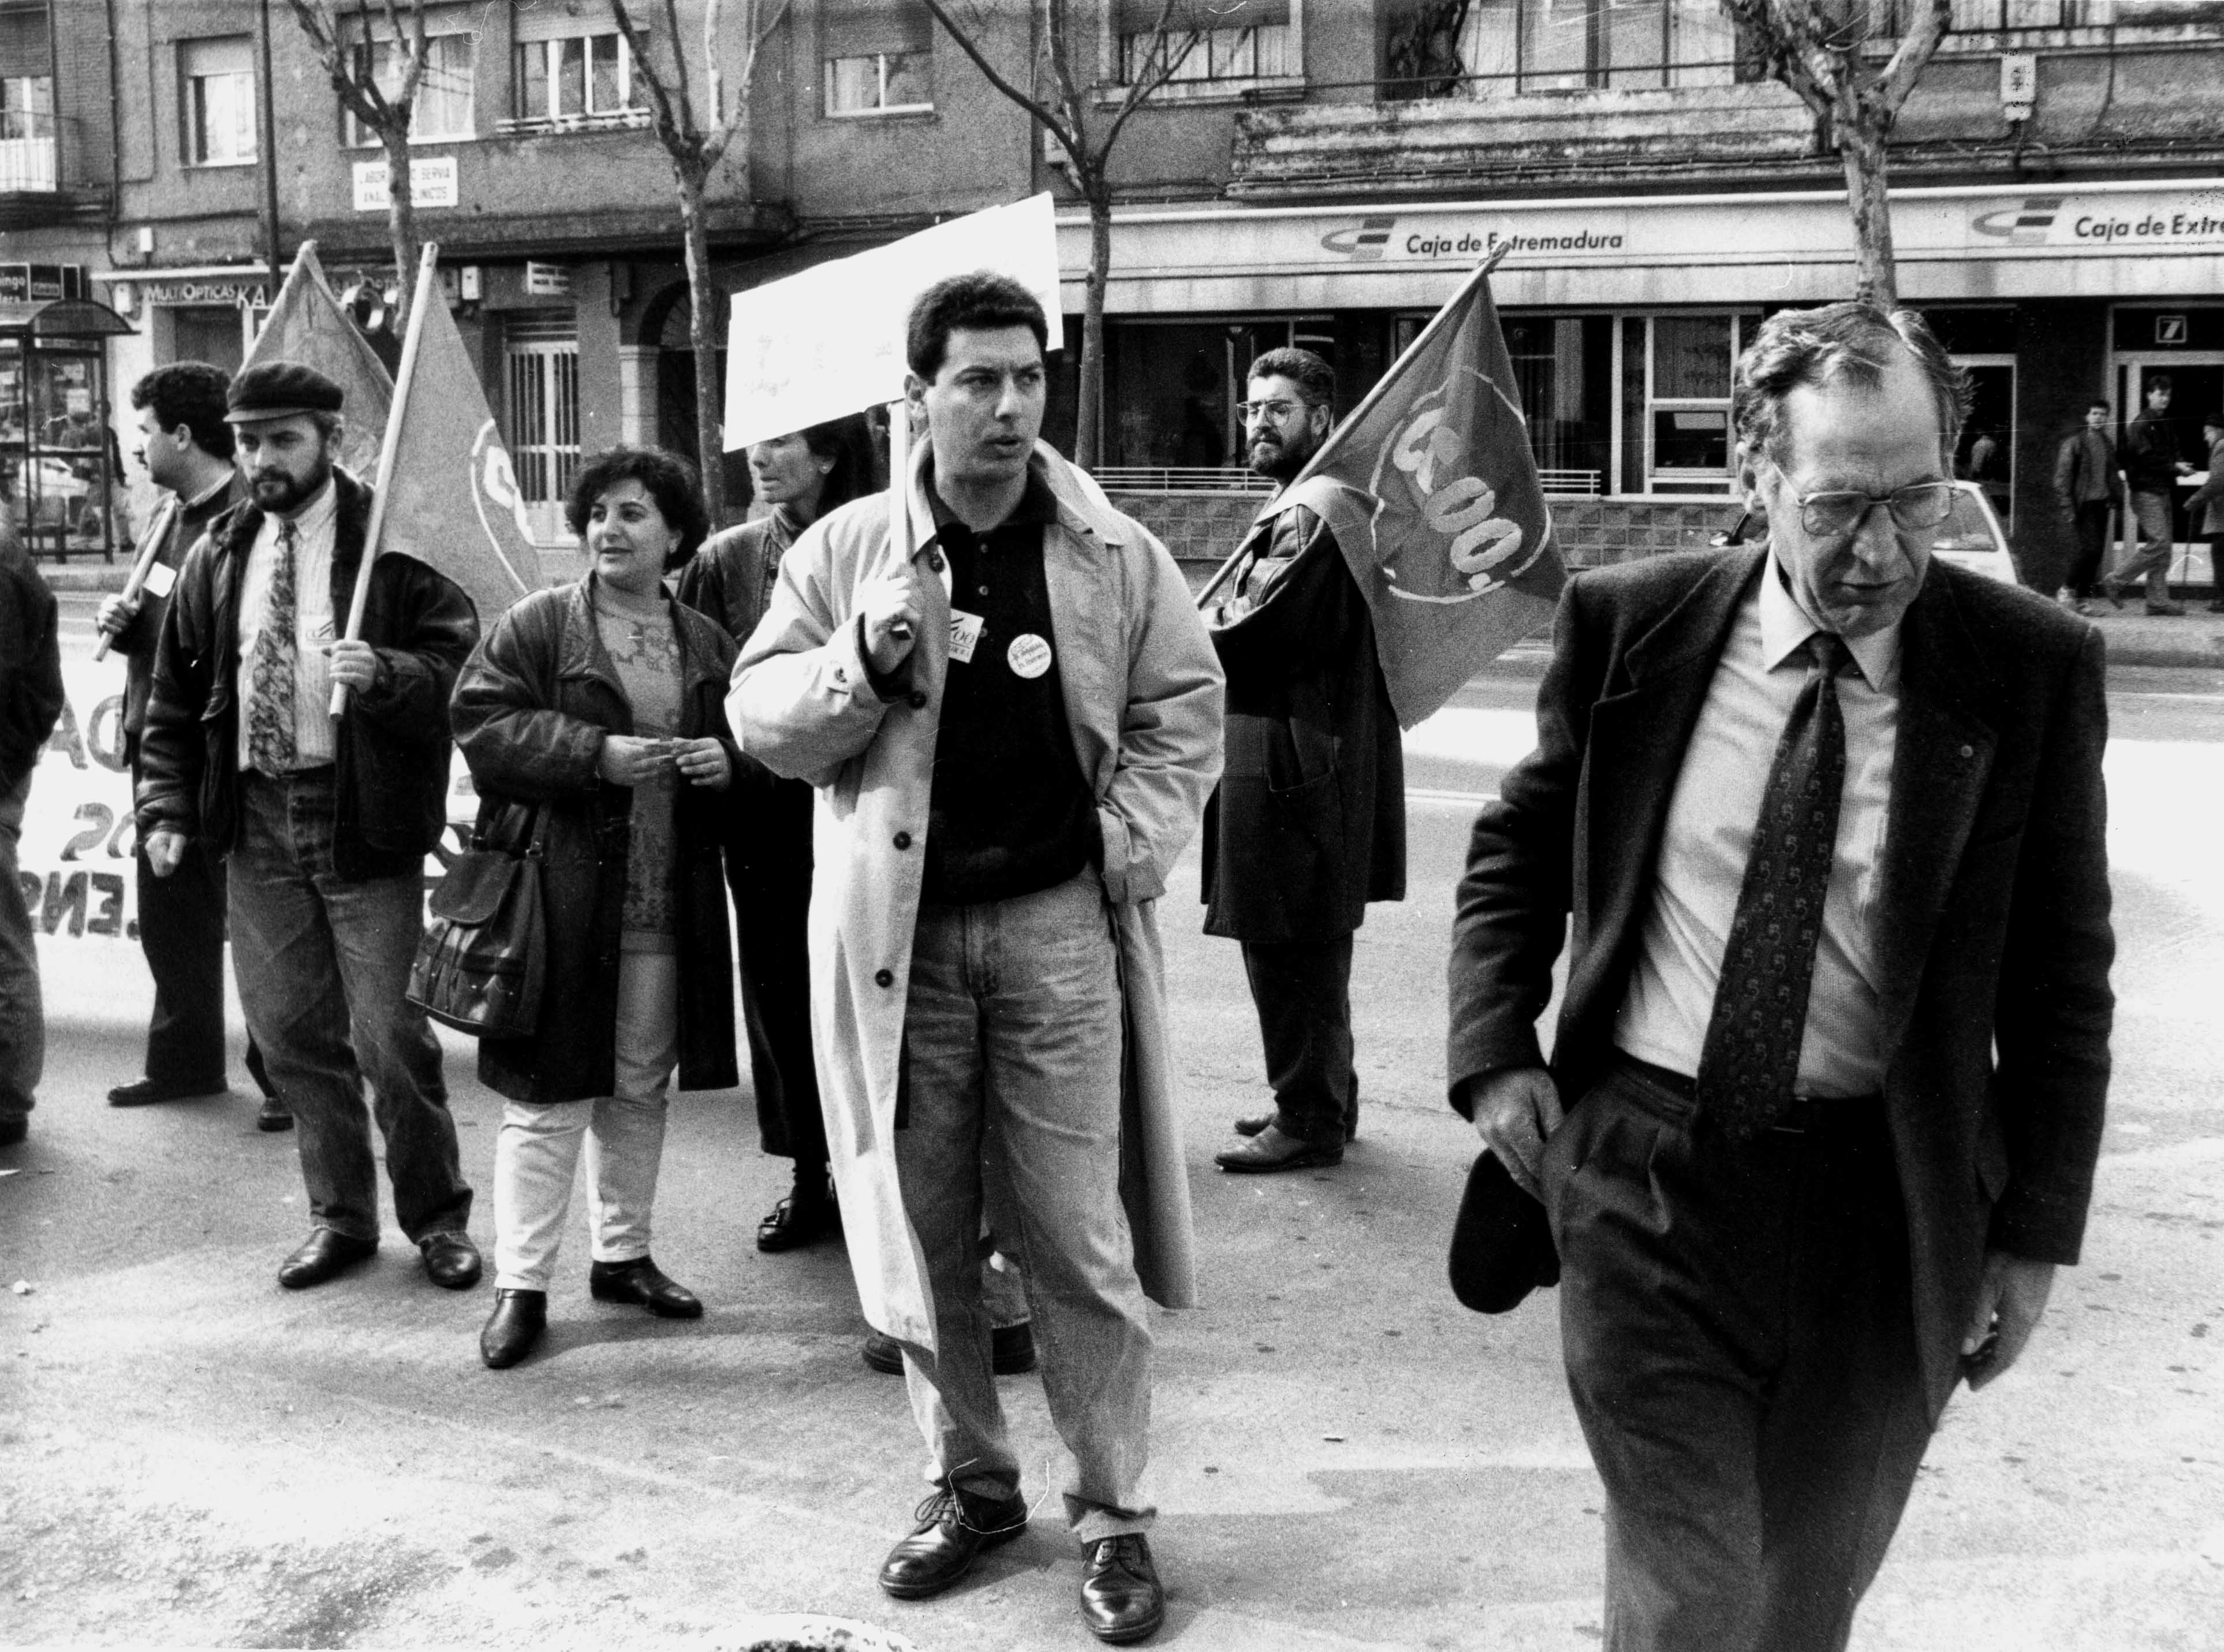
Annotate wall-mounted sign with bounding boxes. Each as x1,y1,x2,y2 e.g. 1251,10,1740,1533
0,263,83,304
352,156,459,212
524,262,572,297
143,277,267,306
2156,314,2188,345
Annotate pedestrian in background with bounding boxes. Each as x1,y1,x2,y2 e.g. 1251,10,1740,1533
2184,410,2224,614
136,362,482,1293
95,363,286,1129
451,446,739,1371
0,499,64,1149
2053,398,2115,614
1204,346,1405,1173
733,272,1222,1645
2109,374,2191,614
676,415,870,1255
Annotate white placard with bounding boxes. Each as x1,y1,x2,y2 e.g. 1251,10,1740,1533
352,156,460,212
722,193,1062,453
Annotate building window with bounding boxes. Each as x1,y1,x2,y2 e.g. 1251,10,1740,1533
181,37,258,166
1452,0,1741,95
345,31,476,144
0,72,55,192
510,28,647,131
1504,315,1612,495
1117,0,1292,84
1645,314,1746,493
503,319,580,544
824,1,933,116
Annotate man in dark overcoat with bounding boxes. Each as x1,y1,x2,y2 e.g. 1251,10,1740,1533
1205,347,1405,1173
1448,303,2114,1651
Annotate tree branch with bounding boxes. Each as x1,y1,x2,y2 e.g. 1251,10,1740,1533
1877,0,1950,116
1102,0,1203,161
610,0,690,167
919,0,1080,156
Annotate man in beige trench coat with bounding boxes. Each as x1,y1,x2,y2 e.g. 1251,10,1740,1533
730,272,1223,1646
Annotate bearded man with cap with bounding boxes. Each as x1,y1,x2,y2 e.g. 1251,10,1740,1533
137,361,484,1292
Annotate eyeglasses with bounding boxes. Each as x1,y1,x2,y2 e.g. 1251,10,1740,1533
1789,481,1957,539
1236,398,1310,424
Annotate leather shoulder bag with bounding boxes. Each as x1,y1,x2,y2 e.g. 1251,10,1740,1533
407,805,550,1039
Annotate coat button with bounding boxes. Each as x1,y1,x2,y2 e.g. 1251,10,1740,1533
928,553,945,572
1960,744,1974,758
874,968,894,988
893,831,912,850
834,666,849,684
908,691,927,710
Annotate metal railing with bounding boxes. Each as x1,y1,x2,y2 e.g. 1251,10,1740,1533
1539,468,1604,497
1095,466,1275,494
0,108,58,193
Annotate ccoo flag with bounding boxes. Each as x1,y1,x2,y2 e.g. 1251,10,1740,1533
1251,258,1564,729
244,243,394,480
366,259,540,624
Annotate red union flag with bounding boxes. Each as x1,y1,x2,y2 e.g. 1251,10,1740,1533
367,263,540,625
244,243,394,481
1266,260,1564,729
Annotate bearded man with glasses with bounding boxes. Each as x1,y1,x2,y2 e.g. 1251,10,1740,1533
1447,302,2114,1651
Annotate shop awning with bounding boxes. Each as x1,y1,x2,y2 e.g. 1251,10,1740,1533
0,296,136,339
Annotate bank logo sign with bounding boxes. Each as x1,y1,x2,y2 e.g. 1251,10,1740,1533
1320,216,1627,262
1969,192,2224,248
1320,217,1397,260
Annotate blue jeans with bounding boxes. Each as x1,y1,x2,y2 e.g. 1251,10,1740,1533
227,770,469,1244
0,773,40,1121
897,870,1154,1545
2114,489,2178,601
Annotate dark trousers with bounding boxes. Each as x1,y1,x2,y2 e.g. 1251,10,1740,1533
726,776,824,1169
1546,1058,1934,1652
1240,935,1357,1144
2065,499,2113,596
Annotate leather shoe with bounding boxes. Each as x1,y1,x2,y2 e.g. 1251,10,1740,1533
0,1113,26,1148
1233,1109,1358,1143
108,1075,225,1107
419,1230,483,1291
756,1181,839,1252
588,1255,702,1318
1080,1533,1165,1643
277,1228,378,1289
878,1486,1029,1599
863,1321,1037,1375
1215,1122,1343,1173
480,1289,547,1368
256,1093,294,1132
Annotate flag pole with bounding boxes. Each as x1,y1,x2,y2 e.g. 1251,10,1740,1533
1194,242,1516,613
886,397,914,643
92,495,181,663
330,240,440,719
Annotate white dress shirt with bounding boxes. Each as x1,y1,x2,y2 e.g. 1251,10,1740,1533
235,479,339,770
1613,557,1902,1099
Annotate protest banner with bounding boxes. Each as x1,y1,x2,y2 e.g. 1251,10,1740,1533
1201,248,1564,730
244,242,394,480
721,192,1061,453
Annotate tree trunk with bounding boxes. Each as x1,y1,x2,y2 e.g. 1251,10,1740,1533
677,165,727,523
1076,177,1112,471
381,124,419,333
1836,107,1898,309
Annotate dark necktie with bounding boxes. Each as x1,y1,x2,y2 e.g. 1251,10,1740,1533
1695,632,1850,1140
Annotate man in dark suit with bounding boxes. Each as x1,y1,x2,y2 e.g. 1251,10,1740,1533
1448,303,2113,1651
1204,347,1405,1173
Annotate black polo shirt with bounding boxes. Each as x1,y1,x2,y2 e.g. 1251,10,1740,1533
920,471,1099,905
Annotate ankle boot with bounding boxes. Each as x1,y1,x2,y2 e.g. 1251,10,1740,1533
480,1288,547,1369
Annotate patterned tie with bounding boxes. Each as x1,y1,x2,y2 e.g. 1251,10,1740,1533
1694,632,1850,1140
245,518,300,775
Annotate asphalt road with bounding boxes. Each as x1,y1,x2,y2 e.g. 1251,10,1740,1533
3,603,2221,1650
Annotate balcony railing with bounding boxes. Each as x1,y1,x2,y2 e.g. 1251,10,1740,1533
0,108,58,193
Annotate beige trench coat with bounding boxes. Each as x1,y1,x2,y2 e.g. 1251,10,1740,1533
729,441,1225,1355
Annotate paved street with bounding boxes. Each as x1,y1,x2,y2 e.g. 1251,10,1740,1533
4,598,2222,1650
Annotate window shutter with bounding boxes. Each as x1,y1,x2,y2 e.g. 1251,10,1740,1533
823,0,933,60
514,3,624,46
179,36,255,79
1113,0,1289,33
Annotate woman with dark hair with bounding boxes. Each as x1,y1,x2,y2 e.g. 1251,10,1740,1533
450,445,740,1368
677,415,869,1253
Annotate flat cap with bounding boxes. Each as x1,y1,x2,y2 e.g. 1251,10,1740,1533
226,361,345,424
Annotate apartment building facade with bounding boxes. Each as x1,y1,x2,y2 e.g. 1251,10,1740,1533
3,0,2221,586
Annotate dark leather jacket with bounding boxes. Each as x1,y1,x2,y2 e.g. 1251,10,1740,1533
135,467,479,878
0,532,64,796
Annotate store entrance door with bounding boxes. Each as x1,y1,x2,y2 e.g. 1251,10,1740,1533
2117,359,2224,590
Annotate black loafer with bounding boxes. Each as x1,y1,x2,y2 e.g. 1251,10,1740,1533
756,1185,839,1252
1234,1110,1358,1143
878,1487,1029,1599
588,1255,702,1318
480,1289,547,1368
419,1230,483,1291
1080,1533,1165,1643
277,1228,378,1289
256,1093,293,1133
864,1323,1036,1376
108,1075,225,1107
1215,1123,1343,1173
0,1114,26,1148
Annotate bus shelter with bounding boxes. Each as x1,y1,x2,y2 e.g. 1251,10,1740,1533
1,293,135,561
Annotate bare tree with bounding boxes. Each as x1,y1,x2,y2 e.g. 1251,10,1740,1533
286,0,432,334
917,1,1202,469
1719,0,1953,308
610,0,790,523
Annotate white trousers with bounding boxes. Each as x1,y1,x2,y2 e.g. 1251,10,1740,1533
492,952,681,1291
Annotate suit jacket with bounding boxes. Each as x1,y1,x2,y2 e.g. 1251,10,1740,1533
1201,503,1405,942
111,474,248,739
1447,546,2115,1418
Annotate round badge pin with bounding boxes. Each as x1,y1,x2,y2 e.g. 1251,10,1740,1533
1007,633,1053,680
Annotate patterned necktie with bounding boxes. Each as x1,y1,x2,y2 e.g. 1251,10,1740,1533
245,518,300,775
1694,632,1850,1140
